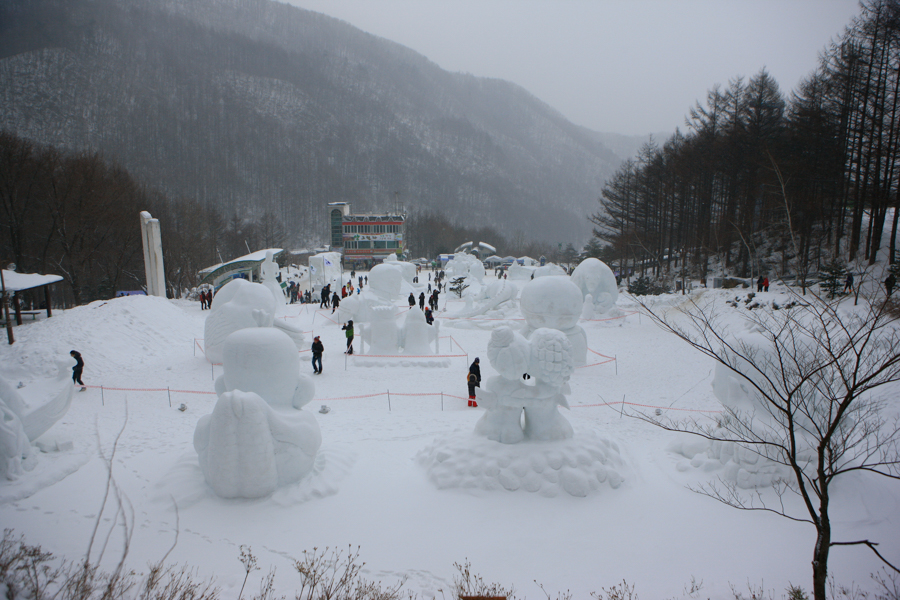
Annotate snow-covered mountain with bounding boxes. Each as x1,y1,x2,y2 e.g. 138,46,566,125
0,0,621,244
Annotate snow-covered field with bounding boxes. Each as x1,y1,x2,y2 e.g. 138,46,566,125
1,278,898,599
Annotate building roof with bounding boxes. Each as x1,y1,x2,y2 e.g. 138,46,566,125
199,248,282,276
1,270,64,293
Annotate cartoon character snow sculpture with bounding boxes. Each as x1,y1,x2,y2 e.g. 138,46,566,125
571,258,618,316
0,358,75,480
519,276,587,366
204,278,305,364
474,326,575,444
259,250,287,307
194,326,321,499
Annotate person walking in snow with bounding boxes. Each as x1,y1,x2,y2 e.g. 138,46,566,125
331,292,341,314
70,350,86,391
342,320,354,354
424,307,434,325
311,336,324,374
763,277,769,292
419,292,425,310
408,292,416,308
757,276,764,292
843,273,854,294
467,357,481,407
886,273,897,297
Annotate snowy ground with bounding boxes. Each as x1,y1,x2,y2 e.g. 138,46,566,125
1,277,899,599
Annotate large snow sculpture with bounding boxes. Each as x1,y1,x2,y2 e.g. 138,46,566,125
194,327,321,499
474,326,575,444
571,258,618,315
204,278,305,364
519,277,587,366
0,358,75,480
260,250,286,307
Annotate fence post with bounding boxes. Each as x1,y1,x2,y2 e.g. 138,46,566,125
167,387,172,407
441,391,444,411
387,389,391,411
193,339,196,357
100,385,104,406
211,363,214,381
620,394,625,418
615,354,618,376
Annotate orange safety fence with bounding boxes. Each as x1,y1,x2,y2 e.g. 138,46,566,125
577,347,616,369
80,385,720,414
573,400,722,413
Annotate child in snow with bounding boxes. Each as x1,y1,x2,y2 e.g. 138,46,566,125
70,350,86,391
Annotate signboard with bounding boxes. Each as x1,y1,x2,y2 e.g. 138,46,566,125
343,233,403,242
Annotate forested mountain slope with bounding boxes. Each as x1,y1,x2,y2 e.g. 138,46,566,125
0,0,620,244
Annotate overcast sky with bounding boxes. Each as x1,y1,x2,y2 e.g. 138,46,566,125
286,0,861,136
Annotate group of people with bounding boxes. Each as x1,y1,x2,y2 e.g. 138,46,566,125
198,288,214,309
755,276,769,293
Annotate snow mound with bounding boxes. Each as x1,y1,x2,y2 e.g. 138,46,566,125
155,445,354,507
669,435,790,489
0,296,202,381
417,424,626,497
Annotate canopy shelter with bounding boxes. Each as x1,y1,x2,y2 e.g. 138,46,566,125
483,255,505,266
198,248,283,290
0,269,64,335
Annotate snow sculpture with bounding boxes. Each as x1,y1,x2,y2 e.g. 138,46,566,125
308,252,342,290
519,277,587,367
204,278,306,364
260,250,286,307
474,326,575,443
364,305,401,354
571,258,618,314
445,253,484,283
671,325,812,489
532,264,566,278
194,327,321,499
381,254,417,284
214,328,314,409
399,308,439,354
0,358,75,480
450,279,518,319
506,261,532,280
367,264,403,303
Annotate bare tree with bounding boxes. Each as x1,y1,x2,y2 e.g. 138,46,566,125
636,292,900,600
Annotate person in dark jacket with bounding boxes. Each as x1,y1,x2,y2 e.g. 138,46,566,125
331,292,341,314
342,320,354,354
419,292,425,310
408,292,416,308
311,336,324,374
70,350,86,390
424,307,434,325
467,357,481,407
757,276,764,292
886,273,897,297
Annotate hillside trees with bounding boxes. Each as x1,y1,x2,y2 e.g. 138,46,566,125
0,131,272,306
592,0,900,278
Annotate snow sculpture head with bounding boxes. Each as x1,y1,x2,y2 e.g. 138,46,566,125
520,277,582,330
399,308,438,355
215,327,314,409
571,258,618,313
474,326,575,444
368,264,402,302
532,264,566,278
204,279,276,363
260,251,286,308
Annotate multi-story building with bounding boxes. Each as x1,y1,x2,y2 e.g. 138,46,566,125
328,202,405,269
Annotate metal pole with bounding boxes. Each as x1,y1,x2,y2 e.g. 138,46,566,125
615,355,618,376
100,386,105,406
387,390,391,411
620,394,625,418
441,391,444,411
167,387,172,407
193,339,196,357
211,363,214,380
0,269,13,345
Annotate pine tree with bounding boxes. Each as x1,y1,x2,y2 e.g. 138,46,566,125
449,276,469,299
819,258,847,299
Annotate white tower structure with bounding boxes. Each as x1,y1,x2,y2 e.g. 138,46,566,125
140,211,166,297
